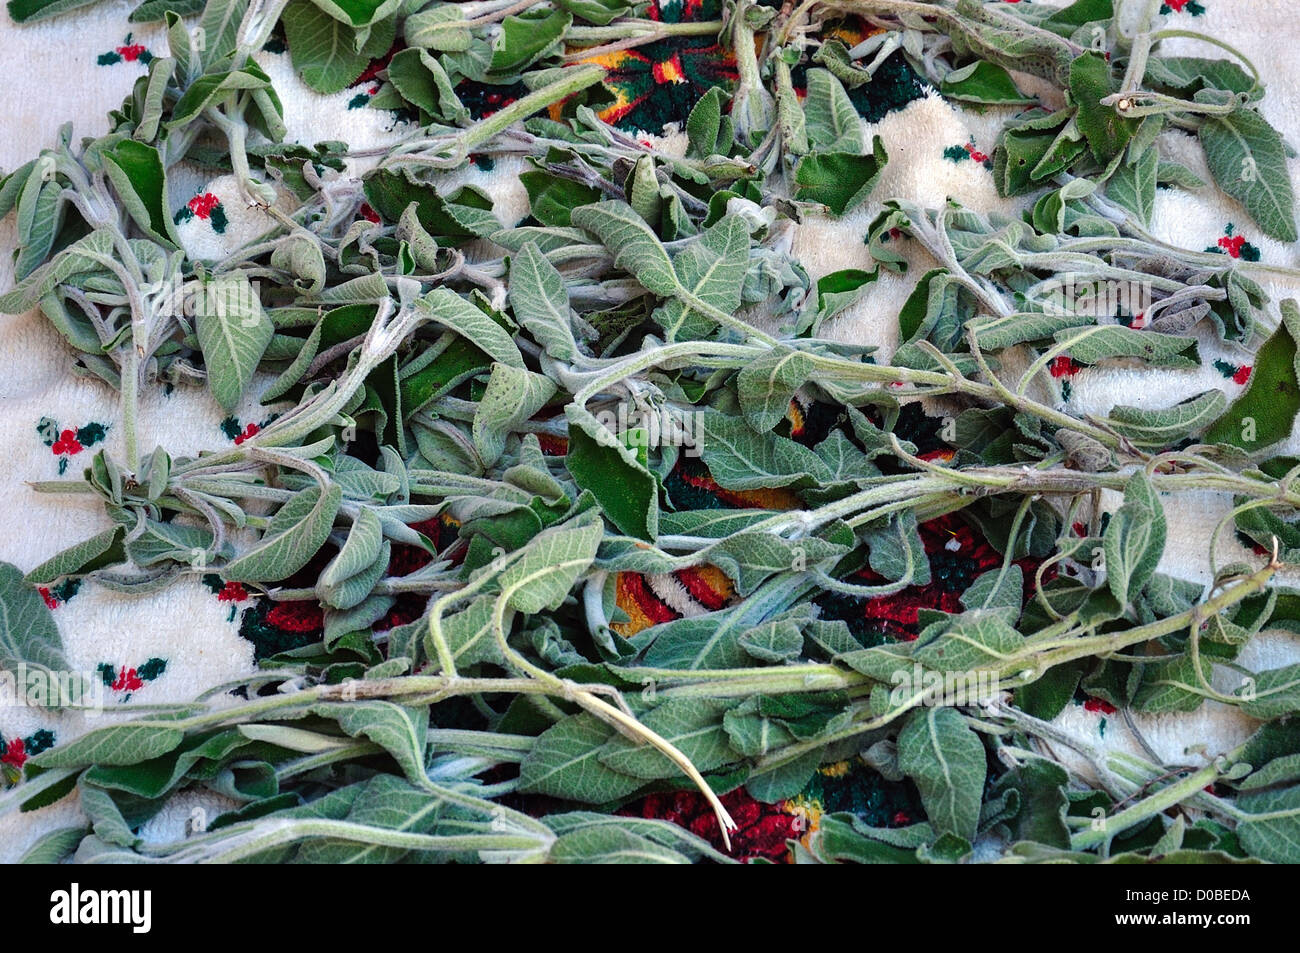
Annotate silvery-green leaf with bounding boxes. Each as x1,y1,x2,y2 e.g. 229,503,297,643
311,701,428,784
32,723,186,768
223,484,343,582
0,561,75,695
418,288,523,368
898,706,986,841
737,344,814,433
404,3,472,50
571,201,679,297
804,68,863,153
194,274,274,412
1105,390,1227,448
24,526,124,583
1200,107,1297,242
598,698,733,779
549,826,690,864
518,712,646,803
496,517,603,613
321,506,383,587
472,362,557,468
653,214,749,341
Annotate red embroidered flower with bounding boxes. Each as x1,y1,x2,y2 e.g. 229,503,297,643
1,738,26,769
892,810,911,825
1218,234,1246,258
112,667,145,693
187,193,221,220
359,203,381,224
233,422,259,445
51,429,82,455
118,43,147,61
964,143,989,164
266,600,325,633
217,581,248,602
1164,0,1188,10
1232,365,1252,385
1084,697,1117,714
620,788,801,863
38,586,58,609
1050,355,1082,378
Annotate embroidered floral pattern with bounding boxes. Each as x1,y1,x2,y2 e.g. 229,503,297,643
96,658,167,702
1161,0,1205,15
0,729,55,783
202,573,252,622
1213,359,1253,385
37,417,108,474
1049,355,1083,401
174,192,229,234
38,578,81,610
570,0,738,134
219,414,279,444
97,34,154,67
1205,223,1260,261
943,138,993,169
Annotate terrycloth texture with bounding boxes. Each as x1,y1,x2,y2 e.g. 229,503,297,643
2,0,1300,859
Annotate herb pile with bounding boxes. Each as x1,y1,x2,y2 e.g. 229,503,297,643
4,0,1300,864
